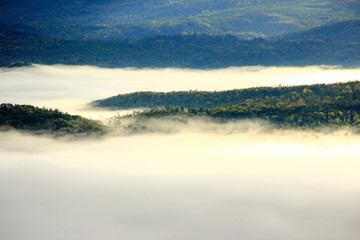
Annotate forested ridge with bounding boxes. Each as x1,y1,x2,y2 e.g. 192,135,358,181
1,0,358,39
3,82,360,135
0,103,106,136
1,0,359,68
100,81,360,130
93,81,360,109
1,32,360,68
280,19,360,43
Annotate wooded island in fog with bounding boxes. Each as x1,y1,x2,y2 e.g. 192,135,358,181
0,104,105,136
94,81,360,130
2,1,360,239
3,81,360,136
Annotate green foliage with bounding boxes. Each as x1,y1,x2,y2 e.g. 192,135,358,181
0,103,106,136
103,81,360,130
93,81,360,110
0,0,359,39
1,32,359,68
281,19,360,43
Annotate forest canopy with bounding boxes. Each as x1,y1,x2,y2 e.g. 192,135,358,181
0,103,106,136
95,81,360,130
1,32,359,68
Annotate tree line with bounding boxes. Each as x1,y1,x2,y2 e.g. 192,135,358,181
111,81,360,130
1,32,360,68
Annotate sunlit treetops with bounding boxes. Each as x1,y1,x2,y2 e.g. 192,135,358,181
0,104,106,136
99,81,360,129
92,81,360,109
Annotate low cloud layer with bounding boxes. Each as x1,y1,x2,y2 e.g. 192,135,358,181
1,64,360,119
1,125,360,240
1,65,360,240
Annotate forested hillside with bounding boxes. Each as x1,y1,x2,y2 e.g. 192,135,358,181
92,81,360,110
281,19,360,43
0,104,106,136
1,1,359,68
1,0,359,39
1,32,359,68
108,81,360,130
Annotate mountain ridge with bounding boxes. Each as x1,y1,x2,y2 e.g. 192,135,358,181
280,19,360,43
103,81,360,131
1,0,359,39
1,30,359,68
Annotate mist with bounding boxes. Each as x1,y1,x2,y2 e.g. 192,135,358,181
1,126,360,240
1,64,360,119
1,65,360,240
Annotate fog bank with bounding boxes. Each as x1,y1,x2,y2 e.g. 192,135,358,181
1,126,360,240
1,65,360,240
1,65,360,118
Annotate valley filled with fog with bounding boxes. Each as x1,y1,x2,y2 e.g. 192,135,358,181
1,65,360,240
2,64,360,119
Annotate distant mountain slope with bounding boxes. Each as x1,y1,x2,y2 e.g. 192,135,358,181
1,32,359,68
1,0,359,39
281,19,360,43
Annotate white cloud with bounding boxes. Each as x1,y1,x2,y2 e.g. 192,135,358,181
1,127,360,240
1,65,360,240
